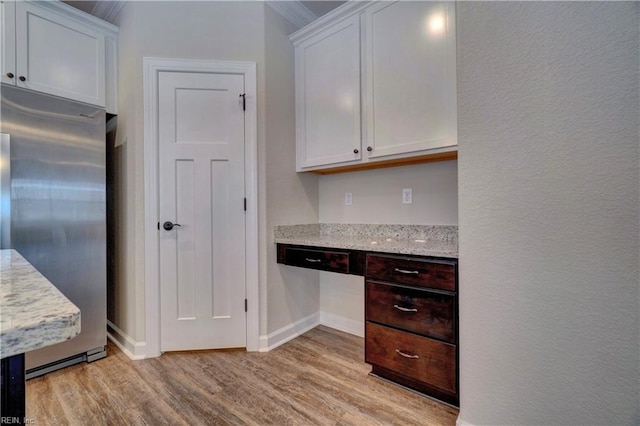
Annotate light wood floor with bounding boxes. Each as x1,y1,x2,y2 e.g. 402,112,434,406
26,326,458,425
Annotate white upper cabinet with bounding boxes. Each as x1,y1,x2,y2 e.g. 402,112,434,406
294,15,362,171
363,1,457,159
291,1,457,173
1,1,118,112
0,1,16,86
15,2,105,107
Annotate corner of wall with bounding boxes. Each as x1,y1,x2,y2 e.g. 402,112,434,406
111,0,143,343
107,320,147,360
264,4,321,337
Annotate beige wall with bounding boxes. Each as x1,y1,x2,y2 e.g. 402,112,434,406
457,2,639,424
264,5,320,335
112,1,319,345
319,161,458,224
111,0,141,340
318,161,459,335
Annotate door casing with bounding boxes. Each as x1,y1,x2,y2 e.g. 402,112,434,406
143,57,259,357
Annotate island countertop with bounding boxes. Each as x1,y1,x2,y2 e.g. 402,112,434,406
0,249,80,359
274,224,458,258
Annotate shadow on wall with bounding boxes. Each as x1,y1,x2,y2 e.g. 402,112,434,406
298,172,320,219
278,265,320,312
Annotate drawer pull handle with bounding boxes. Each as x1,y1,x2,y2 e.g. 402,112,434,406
305,258,321,263
395,349,419,359
393,304,418,313
395,268,419,275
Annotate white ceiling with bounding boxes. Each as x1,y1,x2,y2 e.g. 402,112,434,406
62,0,345,27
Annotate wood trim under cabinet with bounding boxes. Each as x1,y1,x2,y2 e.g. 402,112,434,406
308,151,457,175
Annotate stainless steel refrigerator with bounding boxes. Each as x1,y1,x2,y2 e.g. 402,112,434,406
0,84,107,378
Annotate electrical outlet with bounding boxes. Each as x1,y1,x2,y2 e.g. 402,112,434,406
402,188,412,204
345,192,353,205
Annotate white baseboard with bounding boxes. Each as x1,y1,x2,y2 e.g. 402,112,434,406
107,320,147,360
259,312,320,352
456,417,473,426
320,311,364,337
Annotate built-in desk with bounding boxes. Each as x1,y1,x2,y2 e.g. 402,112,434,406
275,224,459,406
1,250,80,425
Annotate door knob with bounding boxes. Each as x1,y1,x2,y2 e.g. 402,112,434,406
18,76,26,82
163,221,181,231
6,72,14,79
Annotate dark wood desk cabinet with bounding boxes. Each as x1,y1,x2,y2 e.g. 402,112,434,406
276,244,458,406
365,254,458,406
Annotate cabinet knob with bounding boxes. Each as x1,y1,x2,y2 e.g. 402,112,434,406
18,76,26,82
353,148,359,154
6,72,14,79
367,146,373,152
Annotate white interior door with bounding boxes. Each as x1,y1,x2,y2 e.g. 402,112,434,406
158,70,246,351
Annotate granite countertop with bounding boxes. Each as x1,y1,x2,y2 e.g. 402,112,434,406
0,249,80,359
274,224,458,258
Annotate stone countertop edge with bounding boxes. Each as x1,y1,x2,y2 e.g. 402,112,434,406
274,224,458,259
1,249,81,359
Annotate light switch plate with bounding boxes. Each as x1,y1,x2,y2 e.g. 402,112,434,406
345,192,353,205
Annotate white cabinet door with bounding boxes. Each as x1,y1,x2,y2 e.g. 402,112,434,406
363,1,457,159
0,0,16,86
295,15,361,171
15,2,105,107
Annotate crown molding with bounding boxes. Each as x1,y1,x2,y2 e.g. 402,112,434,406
34,0,119,35
266,1,318,29
289,0,371,44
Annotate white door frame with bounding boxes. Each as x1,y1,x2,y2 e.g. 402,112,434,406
143,57,259,357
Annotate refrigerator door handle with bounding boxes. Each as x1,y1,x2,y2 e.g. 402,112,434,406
0,133,10,249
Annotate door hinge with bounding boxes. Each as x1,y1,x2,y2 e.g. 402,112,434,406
244,197,247,211
239,93,246,111
244,299,248,312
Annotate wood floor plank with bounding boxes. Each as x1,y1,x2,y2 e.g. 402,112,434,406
26,326,458,425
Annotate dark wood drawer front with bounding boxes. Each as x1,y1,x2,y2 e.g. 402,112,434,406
366,255,456,291
365,322,456,393
284,247,349,273
366,281,455,343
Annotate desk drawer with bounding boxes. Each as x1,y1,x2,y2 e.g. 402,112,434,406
365,322,456,393
283,247,350,273
366,281,455,343
366,254,456,291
